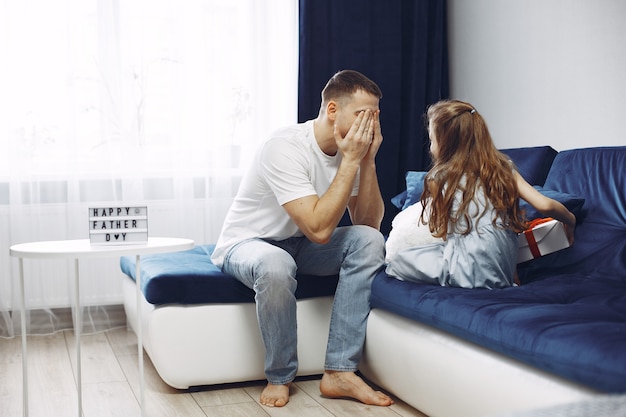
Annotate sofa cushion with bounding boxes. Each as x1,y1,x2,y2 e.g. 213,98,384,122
370,271,626,393
392,171,427,210
519,186,586,220
120,244,339,305
500,145,558,186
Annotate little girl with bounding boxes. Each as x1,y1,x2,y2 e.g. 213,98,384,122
385,99,576,288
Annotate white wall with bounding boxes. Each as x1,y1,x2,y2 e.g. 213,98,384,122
447,0,626,150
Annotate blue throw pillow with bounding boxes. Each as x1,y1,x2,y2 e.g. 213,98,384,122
391,171,428,210
390,190,408,210
520,186,585,220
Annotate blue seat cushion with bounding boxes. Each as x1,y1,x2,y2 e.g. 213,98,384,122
371,271,626,393
120,244,339,305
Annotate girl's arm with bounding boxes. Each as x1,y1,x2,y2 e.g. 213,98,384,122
515,171,576,245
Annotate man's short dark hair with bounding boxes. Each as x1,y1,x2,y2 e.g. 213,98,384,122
321,70,382,105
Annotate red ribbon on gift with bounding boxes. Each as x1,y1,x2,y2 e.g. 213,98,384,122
523,217,554,259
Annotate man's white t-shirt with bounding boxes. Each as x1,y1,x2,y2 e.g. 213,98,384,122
211,120,360,267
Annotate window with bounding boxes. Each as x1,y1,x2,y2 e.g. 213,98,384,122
0,0,298,336
0,0,298,179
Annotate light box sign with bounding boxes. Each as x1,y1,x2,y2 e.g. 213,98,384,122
89,206,148,245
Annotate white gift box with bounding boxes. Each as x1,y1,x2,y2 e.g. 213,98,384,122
517,218,570,263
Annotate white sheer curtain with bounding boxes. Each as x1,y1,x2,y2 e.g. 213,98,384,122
0,0,298,337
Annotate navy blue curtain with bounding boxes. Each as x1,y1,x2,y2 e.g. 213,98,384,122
298,0,449,233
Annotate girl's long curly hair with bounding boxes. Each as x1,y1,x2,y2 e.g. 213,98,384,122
420,100,527,238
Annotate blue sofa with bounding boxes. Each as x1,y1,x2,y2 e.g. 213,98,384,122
360,146,626,417
120,146,625,416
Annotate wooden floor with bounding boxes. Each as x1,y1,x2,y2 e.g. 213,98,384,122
0,328,428,417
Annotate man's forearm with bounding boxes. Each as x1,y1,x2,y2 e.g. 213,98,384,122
284,158,361,244
350,161,384,229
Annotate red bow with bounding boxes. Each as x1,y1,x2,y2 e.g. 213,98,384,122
523,217,554,259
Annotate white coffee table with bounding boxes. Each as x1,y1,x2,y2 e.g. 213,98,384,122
10,237,195,417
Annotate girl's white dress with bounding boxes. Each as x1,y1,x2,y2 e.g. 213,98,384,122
385,182,518,289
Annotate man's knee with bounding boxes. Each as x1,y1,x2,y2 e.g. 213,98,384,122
253,251,298,296
349,225,385,254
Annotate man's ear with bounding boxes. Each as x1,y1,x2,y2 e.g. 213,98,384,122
326,100,338,121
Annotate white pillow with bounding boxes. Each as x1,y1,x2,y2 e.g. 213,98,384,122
385,201,443,263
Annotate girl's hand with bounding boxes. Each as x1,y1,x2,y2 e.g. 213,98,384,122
562,214,576,246
516,171,576,245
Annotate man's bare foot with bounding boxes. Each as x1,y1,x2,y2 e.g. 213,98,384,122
320,371,394,406
260,382,291,407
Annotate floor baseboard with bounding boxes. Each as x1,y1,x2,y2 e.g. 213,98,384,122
4,304,127,336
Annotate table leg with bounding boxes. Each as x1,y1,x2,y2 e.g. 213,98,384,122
19,258,28,417
136,255,145,417
74,259,83,417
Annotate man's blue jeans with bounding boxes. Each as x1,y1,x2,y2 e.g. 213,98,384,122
222,225,385,385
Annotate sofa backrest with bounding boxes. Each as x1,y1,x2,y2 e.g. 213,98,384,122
519,146,626,282
391,146,559,212
501,145,558,186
